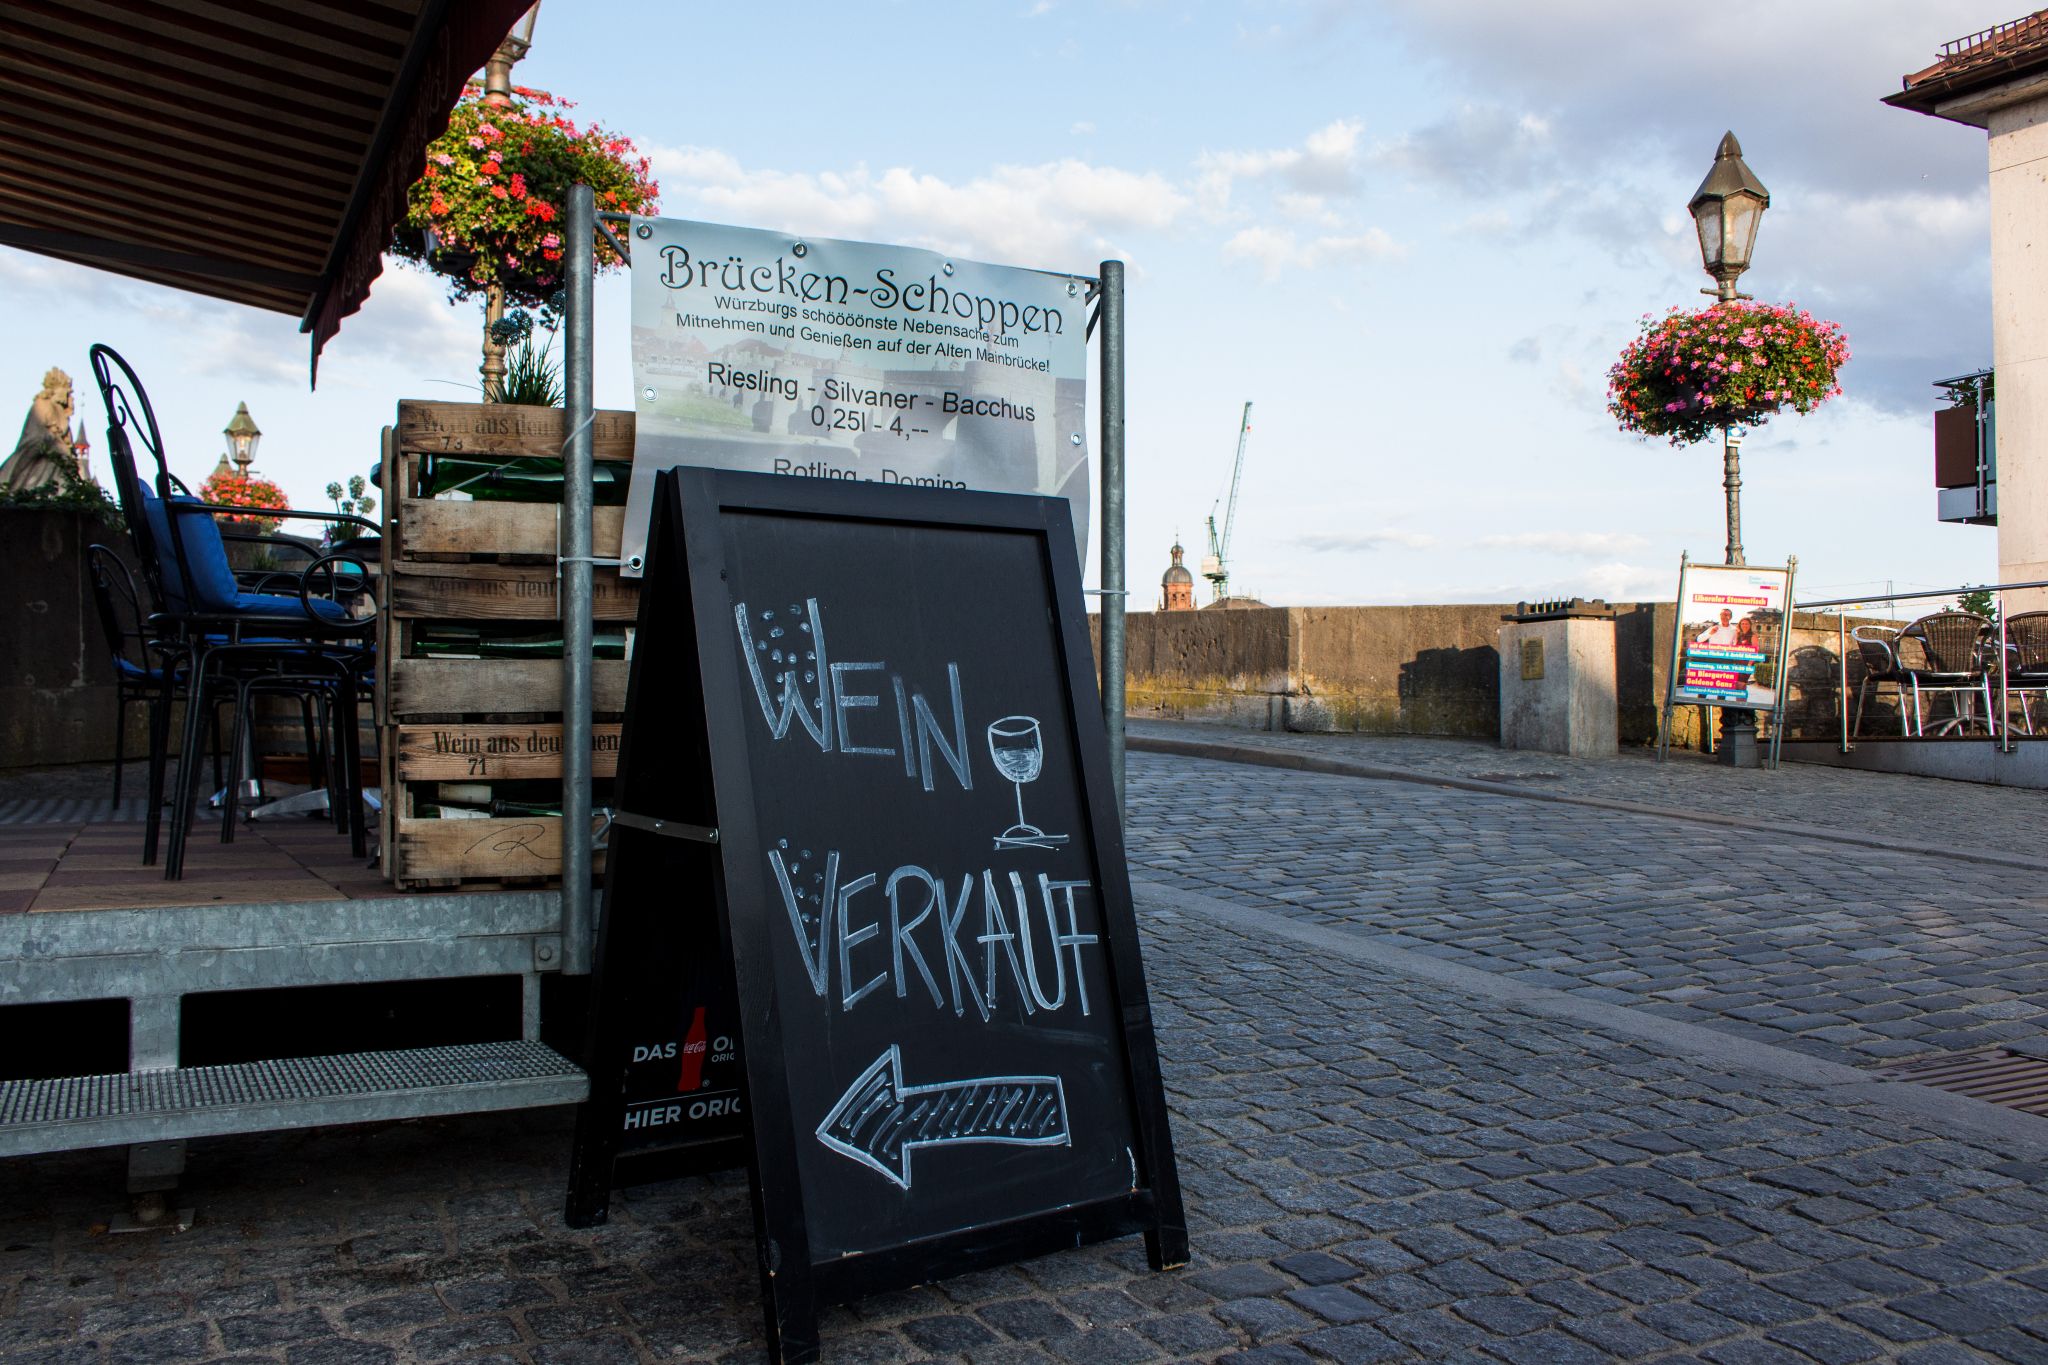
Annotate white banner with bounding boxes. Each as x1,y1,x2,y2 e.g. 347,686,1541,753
622,217,1091,574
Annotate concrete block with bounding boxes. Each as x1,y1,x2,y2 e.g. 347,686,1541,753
1497,618,1618,758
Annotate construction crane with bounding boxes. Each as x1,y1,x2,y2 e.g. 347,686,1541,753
1201,401,1252,602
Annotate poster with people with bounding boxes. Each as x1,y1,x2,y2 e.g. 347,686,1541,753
620,216,1092,577
1672,562,1792,710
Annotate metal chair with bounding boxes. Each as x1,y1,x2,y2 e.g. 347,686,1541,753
1894,610,1995,736
90,343,380,877
1850,625,1913,736
84,545,184,810
2002,611,2048,734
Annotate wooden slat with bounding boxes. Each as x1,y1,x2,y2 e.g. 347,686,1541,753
396,401,635,460
392,814,607,884
396,501,626,560
386,658,628,718
394,723,622,782
388,561,640,619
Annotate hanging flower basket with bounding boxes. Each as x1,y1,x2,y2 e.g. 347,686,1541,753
200,469,287,536
390,84,659,319
1607,301,1849,446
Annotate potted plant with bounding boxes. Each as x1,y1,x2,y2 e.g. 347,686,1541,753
390,84,658,340
1607,301,1848,445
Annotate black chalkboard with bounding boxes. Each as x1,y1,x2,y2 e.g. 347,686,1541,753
567,468,1186,1363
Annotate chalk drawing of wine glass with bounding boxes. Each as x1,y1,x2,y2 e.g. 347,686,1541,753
987,715,1068,851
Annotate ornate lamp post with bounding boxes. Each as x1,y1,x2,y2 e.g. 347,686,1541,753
1688,132,1769,568
223,402,261,473
477,3,542,402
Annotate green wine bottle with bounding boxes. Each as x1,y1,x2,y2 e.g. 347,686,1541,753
420,455,628,505
413,625,627,660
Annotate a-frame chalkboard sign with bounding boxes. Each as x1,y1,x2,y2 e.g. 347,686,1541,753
566,468,1187,1363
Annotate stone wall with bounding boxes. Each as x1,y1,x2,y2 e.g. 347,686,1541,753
1095,602,1895,748
0,509,140,769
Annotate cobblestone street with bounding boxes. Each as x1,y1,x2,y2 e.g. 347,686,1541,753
6,733,2048,1362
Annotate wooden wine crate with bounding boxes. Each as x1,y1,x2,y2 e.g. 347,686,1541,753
376,402,639,889
389,812,609,886
391,722,622,784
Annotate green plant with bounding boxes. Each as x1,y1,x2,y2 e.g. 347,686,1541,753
0,459,121,526
390,84,658,322
325,473,377,520
499,330,564,407
1608,301,1850,446
1958,586,1999,627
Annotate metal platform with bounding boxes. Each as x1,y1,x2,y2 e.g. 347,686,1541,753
0,1040,587,1157
0,809,588,1158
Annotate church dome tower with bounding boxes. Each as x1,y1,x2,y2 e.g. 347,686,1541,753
1161,540,1195,611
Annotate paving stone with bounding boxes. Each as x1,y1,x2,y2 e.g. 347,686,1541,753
408,1316,524,1361
103,1323,215,1365
978,1299,1082,1341
285,1342,399,1365
219,1309,332,1351
1282,1283,1376,1324
1134,1310,1235,1354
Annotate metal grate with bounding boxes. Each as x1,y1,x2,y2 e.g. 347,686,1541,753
0,1041,587,1156
1869,1047,2048,1118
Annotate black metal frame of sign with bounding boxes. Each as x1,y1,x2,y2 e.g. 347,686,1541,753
565,468,1187,1364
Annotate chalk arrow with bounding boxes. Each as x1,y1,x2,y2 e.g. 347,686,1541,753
815,1045,1070,1190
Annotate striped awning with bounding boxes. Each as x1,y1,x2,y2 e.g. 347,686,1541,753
0,0,535,377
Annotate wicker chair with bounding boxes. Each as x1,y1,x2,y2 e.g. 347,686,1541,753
1894,610,1995,736
2003,611,2048,734
1850,625,1913,736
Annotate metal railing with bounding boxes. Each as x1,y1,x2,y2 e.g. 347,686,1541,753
1794,578,2048,754
1939,13,2048,61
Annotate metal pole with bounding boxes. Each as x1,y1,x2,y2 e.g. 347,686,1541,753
561,183,595,974
1098,260,1127,814
1837,610,1849,753
1999,593,2012,754
1768,555,1796,768
1722,428,1744,568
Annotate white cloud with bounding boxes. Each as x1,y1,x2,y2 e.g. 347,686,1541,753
1477,530,1650,558
1275,192,1342,226
1299,528,1438,552
1427,561,1674,605
1197,118,1365,212
647,144,1188,268
1223,225,1400,280
1372,103,1553,196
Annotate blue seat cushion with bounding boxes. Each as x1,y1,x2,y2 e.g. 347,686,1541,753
144,492,346,624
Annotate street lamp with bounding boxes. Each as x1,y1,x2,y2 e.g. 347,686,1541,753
1689,132,1770,306
223,402,262,473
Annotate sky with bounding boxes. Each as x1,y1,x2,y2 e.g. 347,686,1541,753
0,0,2019,607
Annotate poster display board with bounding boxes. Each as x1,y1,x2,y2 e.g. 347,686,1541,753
622,217,1092,575
1670,560,1794,709
567,469,1186,1363
1657,554,1798,766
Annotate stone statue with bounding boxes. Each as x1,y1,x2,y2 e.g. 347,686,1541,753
0,367,84,494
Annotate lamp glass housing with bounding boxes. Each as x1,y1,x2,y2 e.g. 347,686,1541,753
223,406,261,467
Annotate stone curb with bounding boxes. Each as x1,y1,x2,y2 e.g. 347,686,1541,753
1138,880,2048,1154
1129,733,2048,875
